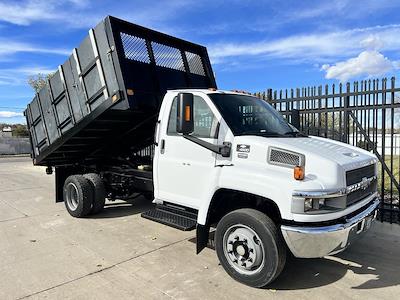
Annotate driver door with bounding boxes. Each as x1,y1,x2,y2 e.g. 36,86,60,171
156,94,219,209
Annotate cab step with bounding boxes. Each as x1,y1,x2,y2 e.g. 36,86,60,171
141,204,197,231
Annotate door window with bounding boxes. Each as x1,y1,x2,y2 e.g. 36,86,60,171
167,95,219,138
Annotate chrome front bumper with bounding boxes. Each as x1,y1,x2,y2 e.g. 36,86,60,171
281,198,380,258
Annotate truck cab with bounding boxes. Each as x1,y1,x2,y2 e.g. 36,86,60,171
152,89,379,286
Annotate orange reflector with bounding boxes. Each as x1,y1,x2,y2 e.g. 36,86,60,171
127,89,134,96
185,105,191,121
112,95,118,102
294,166,305,180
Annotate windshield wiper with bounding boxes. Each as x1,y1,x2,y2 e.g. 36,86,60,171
283,131,308,137
238,130,285,137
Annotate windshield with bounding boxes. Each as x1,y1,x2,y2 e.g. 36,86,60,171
209,93,302,137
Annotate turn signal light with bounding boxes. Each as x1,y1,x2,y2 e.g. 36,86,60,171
185,105,191,121
294,166,305,180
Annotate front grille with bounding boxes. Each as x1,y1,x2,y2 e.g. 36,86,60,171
346,164,376,206
346,164,375,186
347,179,377,206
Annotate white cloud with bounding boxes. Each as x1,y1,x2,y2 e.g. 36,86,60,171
0,66,55,86
0,0,91,26
321,50,396,82
0,0,57,26
268,0,400,31
209,24,400,63
360,35,384,50
0,0,196,29
0,39,70,58
206,23,400,81
0,111,23,118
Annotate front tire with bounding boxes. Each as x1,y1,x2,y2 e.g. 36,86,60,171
63,175,93,218
215,208,286,287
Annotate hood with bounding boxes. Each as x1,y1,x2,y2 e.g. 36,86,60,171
268,136,377,171
232,135,377,189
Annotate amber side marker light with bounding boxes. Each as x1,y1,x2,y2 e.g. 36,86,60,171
294,166,305,180
185,105,191,121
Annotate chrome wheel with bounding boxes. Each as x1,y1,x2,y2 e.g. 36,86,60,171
223,224,265,275
65,182,79,211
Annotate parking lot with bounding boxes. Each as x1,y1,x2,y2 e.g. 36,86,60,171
0,156,399,299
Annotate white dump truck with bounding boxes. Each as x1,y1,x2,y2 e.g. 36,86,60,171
25,16,379,287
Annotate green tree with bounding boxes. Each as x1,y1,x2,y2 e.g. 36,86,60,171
27,73,54,93
12,124,29,137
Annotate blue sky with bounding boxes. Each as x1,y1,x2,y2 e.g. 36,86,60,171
1,0,400,124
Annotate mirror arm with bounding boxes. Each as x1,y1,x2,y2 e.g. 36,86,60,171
183,135,231,157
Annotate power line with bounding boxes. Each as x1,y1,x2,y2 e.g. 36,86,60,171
0,106,25,110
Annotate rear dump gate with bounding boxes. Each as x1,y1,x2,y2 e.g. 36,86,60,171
25,16,217,166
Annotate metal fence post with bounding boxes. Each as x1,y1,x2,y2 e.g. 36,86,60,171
343,83,350,143
266,88,273,104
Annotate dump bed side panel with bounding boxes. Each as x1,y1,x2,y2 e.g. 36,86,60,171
26,19,122,161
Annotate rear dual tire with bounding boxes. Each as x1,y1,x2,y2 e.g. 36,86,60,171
63,174,106,218
63,175,93,217
83,173,106,214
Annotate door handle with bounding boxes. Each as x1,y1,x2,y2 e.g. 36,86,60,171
154,120,161,146
160,139,165,154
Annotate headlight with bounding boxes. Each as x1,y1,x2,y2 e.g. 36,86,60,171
304,198,313,211
292,190,347,214
304,198,328,212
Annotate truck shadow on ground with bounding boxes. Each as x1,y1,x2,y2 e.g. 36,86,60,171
192,230,399,291
89,204,399,290
87,197,153,219
269,237,399,290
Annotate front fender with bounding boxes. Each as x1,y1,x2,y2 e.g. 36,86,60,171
197,165,295,225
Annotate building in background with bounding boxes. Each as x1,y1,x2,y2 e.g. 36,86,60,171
0,126,12,137
0,126,31,155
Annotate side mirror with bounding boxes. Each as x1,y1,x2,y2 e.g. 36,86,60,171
176,93,194,135
290,109,300,130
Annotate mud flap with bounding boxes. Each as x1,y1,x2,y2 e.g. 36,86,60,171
196,224,210,254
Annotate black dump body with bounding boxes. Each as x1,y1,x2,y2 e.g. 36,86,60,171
25,16,216,167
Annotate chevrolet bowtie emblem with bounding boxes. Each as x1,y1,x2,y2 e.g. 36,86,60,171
361,177,369,190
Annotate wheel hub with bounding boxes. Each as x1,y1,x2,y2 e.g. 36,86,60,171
65,182,79,211
223,225,264,275
235,244,246,256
